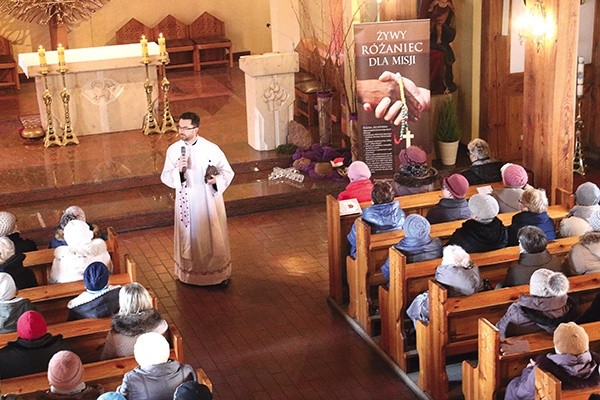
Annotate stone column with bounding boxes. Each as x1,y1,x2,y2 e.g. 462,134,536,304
239,52,299,151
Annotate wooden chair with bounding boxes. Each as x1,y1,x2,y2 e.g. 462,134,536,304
116,18,154,44
153,15,196,71
0,36,20,90
190,12,233,71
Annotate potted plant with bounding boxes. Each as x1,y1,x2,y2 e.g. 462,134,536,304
436,98,461,165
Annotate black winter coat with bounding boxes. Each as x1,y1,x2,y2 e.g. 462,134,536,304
8,232,37,254
0,253,38,290
0,333,66,379
447,217,508,253
460,160,504,185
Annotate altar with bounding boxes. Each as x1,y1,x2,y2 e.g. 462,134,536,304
18,43,161,136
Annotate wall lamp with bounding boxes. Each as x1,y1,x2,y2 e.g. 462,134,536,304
516,0,554,52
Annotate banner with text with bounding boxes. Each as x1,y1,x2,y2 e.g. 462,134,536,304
354,20,431,174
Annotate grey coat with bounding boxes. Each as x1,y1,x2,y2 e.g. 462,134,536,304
492,187,525,213
569,204,600,221
0,297,34,333
425,198,471,224
117,361,196,400
565,232,600,276
499,250,565,288
495,294,572,339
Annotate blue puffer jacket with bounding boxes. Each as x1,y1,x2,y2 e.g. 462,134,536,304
347,201,405,258
381,236,443,281
507,211,556,246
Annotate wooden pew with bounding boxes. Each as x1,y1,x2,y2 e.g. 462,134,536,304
378,236,578,371
327,182,504,305
417,273,600,400
462,318,600,400
1,325,184,395
23,226,120,285
20,253,136,325
346,204,570,335
534,366,600,400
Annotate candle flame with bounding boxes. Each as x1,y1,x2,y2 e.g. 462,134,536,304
159,32,163,38
141,35,146,40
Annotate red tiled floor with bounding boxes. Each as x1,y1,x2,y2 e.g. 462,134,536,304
119,204,420,400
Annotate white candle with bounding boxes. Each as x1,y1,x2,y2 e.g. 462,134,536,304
577,84,584,98
577,56,584,85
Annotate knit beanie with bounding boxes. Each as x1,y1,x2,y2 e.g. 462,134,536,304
468,194,499,222
575,182,600,206
0,272,17,301
17,310,48,341
347,161,371,182
529,268,569,297
553,322,589,355
63,220,93,248
399,146,427,166
0,211,17,237
559,216,592,238
443,174,469,199
47,351,85,392
134,332,170,367
97,392,127,400
403,214,431,240
501,163,528,188
174,381,213,400
589,210,600,232
83,262,110,292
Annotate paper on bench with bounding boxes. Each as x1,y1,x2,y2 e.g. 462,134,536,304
477,185,494,195
339,199,362,216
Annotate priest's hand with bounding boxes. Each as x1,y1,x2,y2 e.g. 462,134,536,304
178,157,188,173
206,176,217,185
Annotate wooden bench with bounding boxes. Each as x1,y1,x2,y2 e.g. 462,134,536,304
1,325,184,395
345,204,570,335
534,365,600,400
20,253,135,325
327,182,504,305
417,272,600,400
153,15,197,71
190,12,233,71
116,18,154,45
462,318,600,400
24,227,120,285
378,236,578,371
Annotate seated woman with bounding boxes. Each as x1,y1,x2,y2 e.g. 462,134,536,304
50,220,112,284
174,381,213,400
381,214,443,282
460,138,504,185
117,332,197,400
347,181,405,258
498,226,565,288
67,262,120,321
425,173,470,224
559,216,592,238
447,194,508,253
564,231,600,276
504,322,600,400
0,311,66,379
406,245,483,327
31,350,104,399
0,272,34,333
391,146,439,196
495,269,573,339
0,211,37,254
337,161,373,203
101,283,168,360
491,163,531,213
0,237,37,289
569,182,600,222
507,188,556,246
49,206,101,249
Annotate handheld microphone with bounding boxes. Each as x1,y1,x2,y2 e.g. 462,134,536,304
181,146,187,174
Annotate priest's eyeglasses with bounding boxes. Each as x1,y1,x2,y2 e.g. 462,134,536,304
178,125,197,131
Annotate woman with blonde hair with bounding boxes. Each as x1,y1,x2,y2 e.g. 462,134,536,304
101,283,168,360
507,188,556,246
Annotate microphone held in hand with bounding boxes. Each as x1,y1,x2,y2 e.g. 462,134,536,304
181,146,187,174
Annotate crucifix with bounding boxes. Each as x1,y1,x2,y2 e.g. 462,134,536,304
401,127,414,148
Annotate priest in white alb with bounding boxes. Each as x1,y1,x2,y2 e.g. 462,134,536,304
161,111,235,286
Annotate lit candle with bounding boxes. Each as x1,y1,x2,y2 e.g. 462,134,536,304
57,43,66,67
140,35,149,62
158,33,166,55
577,56,584,98
38,45,47,66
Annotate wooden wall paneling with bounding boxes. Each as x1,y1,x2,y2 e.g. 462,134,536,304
522,0,579,204
588,0,600,155
380,0,416,21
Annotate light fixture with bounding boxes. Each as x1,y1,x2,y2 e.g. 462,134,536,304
515,0,553,53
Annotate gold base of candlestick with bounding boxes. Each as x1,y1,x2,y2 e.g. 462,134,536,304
41,72,62,148
160,58,177,134
574,98,586,176
60,70,79,146
142,62,161,135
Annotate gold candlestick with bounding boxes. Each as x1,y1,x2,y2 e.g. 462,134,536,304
59,67,79,146
160,53,177,134
573,97,586,176
42,68,62,148
142,61,161,135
